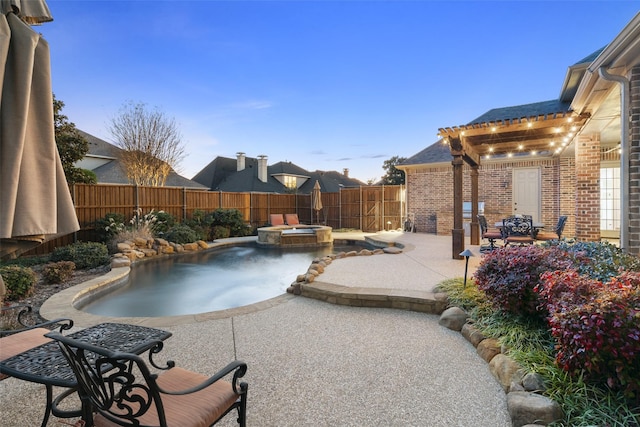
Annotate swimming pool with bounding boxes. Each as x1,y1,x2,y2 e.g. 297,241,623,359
79,243,360,317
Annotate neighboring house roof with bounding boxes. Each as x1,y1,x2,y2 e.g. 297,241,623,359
400,139,452,166
192,154,364,193
76,130,207,189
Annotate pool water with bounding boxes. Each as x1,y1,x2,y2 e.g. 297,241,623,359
81,243,358,317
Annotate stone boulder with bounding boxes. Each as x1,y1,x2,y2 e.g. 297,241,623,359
522,372,547,392
507,391,563,427
111,257,131,268
438,307,468,331
476,338,501,363
183,243,198,251
489,353,523,392
461,323,486,347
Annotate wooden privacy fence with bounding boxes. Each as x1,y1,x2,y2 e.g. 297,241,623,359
27,184,405,255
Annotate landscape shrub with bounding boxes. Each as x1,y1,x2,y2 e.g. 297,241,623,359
545,240,640,281
539,270,640,400
0,265,37,300
211,225,231,240
51,242,110,269
94,212,126,243
472,245,571,316
206,209,251,238
183,209,212,241
150,211,176,235
42,261,76,284
164,224,198,244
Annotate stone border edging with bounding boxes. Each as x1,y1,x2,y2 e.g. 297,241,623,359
438,307,564,427
290,236,448,315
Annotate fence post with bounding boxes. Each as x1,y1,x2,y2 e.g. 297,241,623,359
182,188,187,221
134,185,139,212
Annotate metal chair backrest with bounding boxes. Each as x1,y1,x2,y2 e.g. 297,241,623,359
477,214,488,234
48,332,170,426
502,216,533,238
556,215,568,238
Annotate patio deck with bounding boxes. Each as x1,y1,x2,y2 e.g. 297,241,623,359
0,232,511,426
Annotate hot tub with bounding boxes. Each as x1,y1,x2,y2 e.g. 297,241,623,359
257,225,333,247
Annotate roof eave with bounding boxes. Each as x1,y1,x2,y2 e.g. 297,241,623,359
572,12,640,113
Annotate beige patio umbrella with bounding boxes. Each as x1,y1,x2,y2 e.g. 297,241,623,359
312,180,323,224
0,1,79,259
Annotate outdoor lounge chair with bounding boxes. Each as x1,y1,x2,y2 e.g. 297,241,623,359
502,216,534,246
478,214,502,252
0,305,74,373
269,214,285,226
46,331,249,427
285,213,300,225
536,215,568,241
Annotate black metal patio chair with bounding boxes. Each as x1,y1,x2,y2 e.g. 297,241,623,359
46,331,248,427
502,216,534,246
536,215,568,241
478,214,502,252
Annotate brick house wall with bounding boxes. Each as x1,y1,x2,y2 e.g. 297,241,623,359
405,156,577,238
574,134,601,241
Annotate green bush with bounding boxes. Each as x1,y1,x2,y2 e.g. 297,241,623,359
51,242,110,269
206,209,251,238
183,210,213,241
42,261,76,284
164,224,198,244
94,213,126,243
211,225,231,240
0,265,37,300
151,211,176,235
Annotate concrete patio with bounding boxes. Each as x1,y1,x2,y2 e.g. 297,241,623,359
0,232,511,426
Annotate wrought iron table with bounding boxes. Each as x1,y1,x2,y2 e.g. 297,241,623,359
0,322,172,427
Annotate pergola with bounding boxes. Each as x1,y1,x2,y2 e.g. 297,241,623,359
437,109,590,259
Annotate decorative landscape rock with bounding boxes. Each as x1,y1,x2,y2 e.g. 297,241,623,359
438,306,468,331
476,338,501,363
461,322,486,347
383,246,402,254
489,353,523,392
507,391,563,427
522,372,547,392
110,257,131,268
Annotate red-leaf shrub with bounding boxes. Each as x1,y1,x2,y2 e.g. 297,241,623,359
539,270,640,399
473,245,571,316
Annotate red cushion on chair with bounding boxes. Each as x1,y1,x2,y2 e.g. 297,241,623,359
0,328,51,362
94,367,240,427
270,214,285,226
285,214,300,225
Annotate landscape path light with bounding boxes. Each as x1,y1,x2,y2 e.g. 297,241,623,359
459,249,474,289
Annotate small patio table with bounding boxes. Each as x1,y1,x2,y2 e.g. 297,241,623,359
0,322,172,427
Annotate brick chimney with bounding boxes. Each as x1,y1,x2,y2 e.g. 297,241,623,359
236,152,245,171
258,155,268,183
343,168,349,177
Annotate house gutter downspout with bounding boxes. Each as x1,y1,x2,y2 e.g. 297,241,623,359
598,66,629,251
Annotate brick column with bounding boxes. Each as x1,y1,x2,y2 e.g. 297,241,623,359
628,66,640,255
574,134,601,241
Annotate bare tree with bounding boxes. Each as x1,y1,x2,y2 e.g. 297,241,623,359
107,102,185,186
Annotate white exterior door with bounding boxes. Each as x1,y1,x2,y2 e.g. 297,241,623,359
513,168,541,222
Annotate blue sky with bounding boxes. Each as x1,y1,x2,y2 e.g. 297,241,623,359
40,1,638,183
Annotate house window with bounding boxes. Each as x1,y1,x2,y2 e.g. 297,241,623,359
284,175,297,189
600,167,620,234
